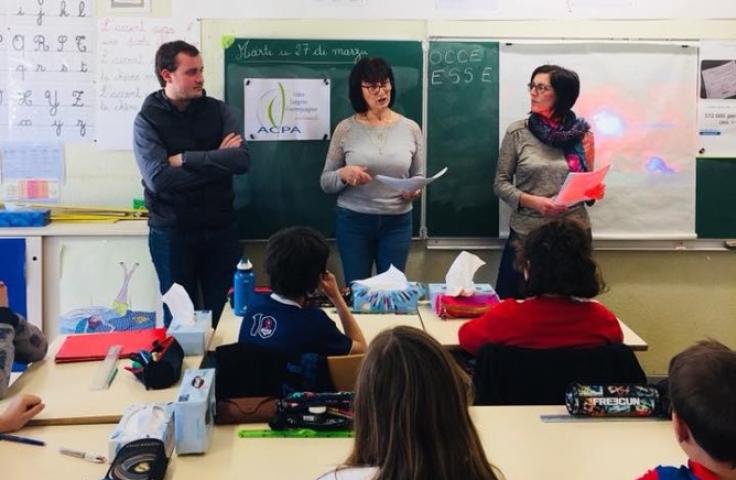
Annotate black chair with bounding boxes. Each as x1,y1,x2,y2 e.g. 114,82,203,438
472,342,646,405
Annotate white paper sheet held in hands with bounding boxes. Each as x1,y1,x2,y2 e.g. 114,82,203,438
374,167,448,192
554,165,611,206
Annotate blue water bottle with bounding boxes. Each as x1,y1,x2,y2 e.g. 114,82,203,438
233,258,255,316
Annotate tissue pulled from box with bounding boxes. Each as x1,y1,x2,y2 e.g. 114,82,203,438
445,251,486,297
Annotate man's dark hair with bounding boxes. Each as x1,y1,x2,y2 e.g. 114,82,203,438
348,57,396,113
154,40,200,87
530,64,580,119
669,340,736,467
519,218,604,298
265,226,330,298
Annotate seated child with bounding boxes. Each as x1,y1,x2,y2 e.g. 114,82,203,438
317,326,501,480
637,340,736,480
238,226,366,357
0,281,48,399
459,218,623,355
0,394,45,433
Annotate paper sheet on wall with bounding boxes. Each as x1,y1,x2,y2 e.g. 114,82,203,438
7,1,96,142
0,4,8,140
697,41,736,156
59,240,161,333
499,43,697,239
95,17,200,150
2,179,60,201
375,167,448,192
0,142,65,181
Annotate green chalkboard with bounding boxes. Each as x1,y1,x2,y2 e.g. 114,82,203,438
696,158,736,238
426,41,499,237
224,38,423,240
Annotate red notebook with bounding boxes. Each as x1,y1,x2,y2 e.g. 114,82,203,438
55,328,167,363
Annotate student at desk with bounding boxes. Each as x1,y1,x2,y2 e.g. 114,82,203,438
238,227,366,356
318,327,500,480
0,282,47,399
458,218,622,355
638,340,736,480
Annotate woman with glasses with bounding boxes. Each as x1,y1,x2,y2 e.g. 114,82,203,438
493,64,599,299
321,57,424,284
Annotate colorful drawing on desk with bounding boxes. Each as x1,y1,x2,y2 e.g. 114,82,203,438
60,262,156,334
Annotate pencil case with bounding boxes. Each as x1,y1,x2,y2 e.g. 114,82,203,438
127,336,184,390
565,383,662,417
350,282,424,313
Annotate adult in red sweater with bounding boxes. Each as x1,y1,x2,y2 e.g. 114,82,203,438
459,218,622,355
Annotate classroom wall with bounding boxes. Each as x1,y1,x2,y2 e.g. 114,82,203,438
57,5,736,375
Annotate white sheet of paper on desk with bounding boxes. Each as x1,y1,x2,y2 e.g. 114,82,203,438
375,167,448,192
554,165,611,206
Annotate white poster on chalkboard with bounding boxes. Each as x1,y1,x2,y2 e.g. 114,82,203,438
697,41,736,157
95,17,200,150
499,42,698,240
243,78,331,141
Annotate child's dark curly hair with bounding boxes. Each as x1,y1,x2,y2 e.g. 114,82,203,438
517,218,605,298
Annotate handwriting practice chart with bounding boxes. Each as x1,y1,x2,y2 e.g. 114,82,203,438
1,3,8,139
6,0,96,142
96,17,199,150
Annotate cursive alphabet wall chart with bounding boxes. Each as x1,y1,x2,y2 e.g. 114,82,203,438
6,0,96,142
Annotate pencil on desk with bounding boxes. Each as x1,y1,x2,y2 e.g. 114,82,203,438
0,433,46,446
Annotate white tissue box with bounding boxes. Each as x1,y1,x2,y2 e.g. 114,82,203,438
108,403,175,462
167,310,212,356
174,368,216,455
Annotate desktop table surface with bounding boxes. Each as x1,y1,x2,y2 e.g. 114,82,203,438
1,406,684,480
417,304,649,351
0,336,203,425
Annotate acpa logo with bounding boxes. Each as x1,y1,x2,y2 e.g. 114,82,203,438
257,82,303,135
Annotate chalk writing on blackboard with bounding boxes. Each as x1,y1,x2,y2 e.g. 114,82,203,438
234,40,368,64
428,45,495,86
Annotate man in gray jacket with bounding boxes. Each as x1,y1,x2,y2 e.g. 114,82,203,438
133,40,249,327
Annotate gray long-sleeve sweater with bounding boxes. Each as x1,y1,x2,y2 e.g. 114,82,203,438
0,307,48,399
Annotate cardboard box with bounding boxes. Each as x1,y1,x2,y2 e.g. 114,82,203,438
174,368,216,455
108,403,175,462
351,282,424,314
0,209,50,227
428,283,500,318
167,310,212,356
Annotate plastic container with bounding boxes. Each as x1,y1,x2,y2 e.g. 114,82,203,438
233,258,256,316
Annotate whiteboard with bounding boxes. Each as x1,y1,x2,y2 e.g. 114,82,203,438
498,42,698,239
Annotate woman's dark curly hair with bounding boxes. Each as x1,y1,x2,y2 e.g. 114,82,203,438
517,218,605,298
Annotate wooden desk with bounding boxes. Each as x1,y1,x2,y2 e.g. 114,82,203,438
1,406,685,480
0,336,203,425
417,304,649,351
210,305,424,350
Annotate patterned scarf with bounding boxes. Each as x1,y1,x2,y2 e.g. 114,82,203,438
528,111,590,173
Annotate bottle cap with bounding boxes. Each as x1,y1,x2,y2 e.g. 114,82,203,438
237,258,253,270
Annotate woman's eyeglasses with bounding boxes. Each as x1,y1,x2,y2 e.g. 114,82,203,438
527,82,553,94
361,82,392,95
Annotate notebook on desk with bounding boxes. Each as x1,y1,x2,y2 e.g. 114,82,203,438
55,328,167,363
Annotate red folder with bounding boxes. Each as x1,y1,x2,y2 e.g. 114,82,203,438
54,328,167,363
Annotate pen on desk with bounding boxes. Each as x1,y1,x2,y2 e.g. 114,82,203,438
0,433,46,447
59,447,106,463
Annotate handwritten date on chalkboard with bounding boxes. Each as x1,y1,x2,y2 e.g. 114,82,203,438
234,39,369,63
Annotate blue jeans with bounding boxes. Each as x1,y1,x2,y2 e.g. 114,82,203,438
149,224,241,328
335,207,412,284
495,229,524,299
